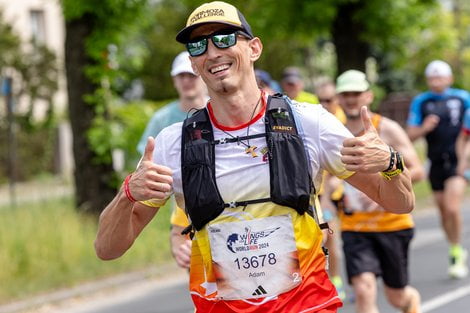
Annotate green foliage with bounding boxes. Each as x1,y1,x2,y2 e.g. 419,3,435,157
87,98,168,171
0,123,57,182
0,10,20,70
139,0,191,100
0,11,59,182
61,0,152,165
0,10,58,129
13,44,59,127
140,0,446,97
456,1,470,88
112,100,168,169
0,195,173,303
405,10,458,91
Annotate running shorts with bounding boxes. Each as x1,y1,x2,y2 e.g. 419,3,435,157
429,153,457,191
341,228,414,288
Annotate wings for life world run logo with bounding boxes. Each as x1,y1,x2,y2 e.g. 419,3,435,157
226,226,280,253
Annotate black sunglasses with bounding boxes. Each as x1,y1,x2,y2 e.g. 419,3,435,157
186,30,251,57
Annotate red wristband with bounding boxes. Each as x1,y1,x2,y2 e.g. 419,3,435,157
124,174,137,202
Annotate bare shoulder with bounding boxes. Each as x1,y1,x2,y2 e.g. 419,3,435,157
379,116,409,145
380,116,405,132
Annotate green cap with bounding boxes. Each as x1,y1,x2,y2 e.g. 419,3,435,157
336,70,370,93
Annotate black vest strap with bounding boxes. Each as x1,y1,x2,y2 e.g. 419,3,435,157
223,197,272,208
265,94,312,212
181,94,312,231
212,133,265,145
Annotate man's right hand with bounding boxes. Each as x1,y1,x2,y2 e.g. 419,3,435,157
129,137,173,201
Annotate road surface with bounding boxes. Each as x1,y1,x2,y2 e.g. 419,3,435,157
19,206,470,313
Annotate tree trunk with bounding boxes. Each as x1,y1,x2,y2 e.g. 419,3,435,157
64,15,117,214
332,2,370,75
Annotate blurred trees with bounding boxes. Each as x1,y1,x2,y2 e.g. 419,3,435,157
61,0,150,213
0,11,20,72
0,11,58,127
138,0,446,100
451,0,470,88
0,11,59,182
52,0,470,214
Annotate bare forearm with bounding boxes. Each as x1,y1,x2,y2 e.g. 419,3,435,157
94,137,171,260
376,168,414,213
346,169,414,214
95,189,158,260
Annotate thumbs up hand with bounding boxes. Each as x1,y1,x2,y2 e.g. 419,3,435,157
341,106,391,173
127,137,173,201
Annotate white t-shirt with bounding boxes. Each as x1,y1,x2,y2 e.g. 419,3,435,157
153,100,353,209
151,99,353,310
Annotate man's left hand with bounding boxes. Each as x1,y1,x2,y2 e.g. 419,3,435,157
341,106,390,173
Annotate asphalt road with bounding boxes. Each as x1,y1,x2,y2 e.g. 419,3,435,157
33,206,470,313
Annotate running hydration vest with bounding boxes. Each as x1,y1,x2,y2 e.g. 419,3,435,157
181,94,313,231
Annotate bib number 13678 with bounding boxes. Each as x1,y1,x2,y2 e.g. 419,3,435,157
234,253,277,270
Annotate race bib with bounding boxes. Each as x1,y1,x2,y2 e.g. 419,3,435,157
207,214,301,300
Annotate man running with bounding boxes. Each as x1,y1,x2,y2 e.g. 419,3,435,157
336,70,424,313
95,2,415,312
407,60,470,279
281,66,319,104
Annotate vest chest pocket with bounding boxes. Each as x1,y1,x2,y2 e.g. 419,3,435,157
267,132,311,212
182,139,225,230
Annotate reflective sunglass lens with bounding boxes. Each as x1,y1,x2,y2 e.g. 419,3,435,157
186,32,239,56
212,33,236,48
187,38,207,56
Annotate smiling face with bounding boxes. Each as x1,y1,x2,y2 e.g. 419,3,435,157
188,23,262,95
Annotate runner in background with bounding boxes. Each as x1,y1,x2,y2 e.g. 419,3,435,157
315,79,346,123
255,69,281,95
337,70,424,313
281,66,319,104
407,60,470,279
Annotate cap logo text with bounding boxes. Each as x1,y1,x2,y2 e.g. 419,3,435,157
190,9,225,24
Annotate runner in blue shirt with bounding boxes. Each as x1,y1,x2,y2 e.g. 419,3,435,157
407,60,470,279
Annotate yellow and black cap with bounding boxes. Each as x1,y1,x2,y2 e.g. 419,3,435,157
176,1,254,43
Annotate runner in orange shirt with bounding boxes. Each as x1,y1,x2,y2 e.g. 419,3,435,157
336,70,424,313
